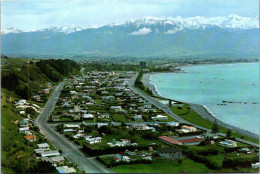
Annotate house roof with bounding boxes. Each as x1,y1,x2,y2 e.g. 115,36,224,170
179,137,203,143
37,143,50,148
51,156,65,162
41,150,60,157
159,136,182,144
24,135,36,139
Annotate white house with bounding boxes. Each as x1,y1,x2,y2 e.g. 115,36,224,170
166,121,179,127
151,115,168,120
134,115,143,121
86,137,102,144
19,127,30,134
83,114,94,119
37,143,50,151
41,150,60,157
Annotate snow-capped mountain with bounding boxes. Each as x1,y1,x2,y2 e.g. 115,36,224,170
1,28,23,35
110,14,259,30
37,25,86,34
1,25,86,35
1,15,259,59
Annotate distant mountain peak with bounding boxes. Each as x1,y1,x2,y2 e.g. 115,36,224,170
37,25,86,34
1,27,23,35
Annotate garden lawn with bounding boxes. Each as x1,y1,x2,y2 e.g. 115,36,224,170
112,159,211,173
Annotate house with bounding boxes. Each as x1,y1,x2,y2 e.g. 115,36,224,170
56,166,76,173
113,154,122,162
50,156,65,165
111,106,122,111
41,150,60,157
82,114,94,119
19,127,30,134
24,135,37,142
42,88,50,94
201,132,218,139
64,129,77,132
251,162,260,169
219,139,237,147
239,148,251,154
120,139,131,146
166,121,179,127
134,115,143,121
70,90,78,95
158,148,182,160
64,124,80,129
181,125,197,132
19,119,29,127
132,124,149,131
151,115,168,120
86,137,102,144
102,96,115,102
19,111,26,115
97,123,109,128
99,113,110,119
143,156,152,160
52,116,60,121
37,143,50,151
159,136,182,145
122,156,131,162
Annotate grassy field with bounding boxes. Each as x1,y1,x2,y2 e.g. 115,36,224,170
170,105,259,144
112,158,211,173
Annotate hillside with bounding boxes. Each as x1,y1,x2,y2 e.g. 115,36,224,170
1,57,80,99
1,57,80,173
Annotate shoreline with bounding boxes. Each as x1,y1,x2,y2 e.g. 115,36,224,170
141,66,259,139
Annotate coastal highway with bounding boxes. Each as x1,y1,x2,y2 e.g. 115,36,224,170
130,74,259,148
35,82,112,173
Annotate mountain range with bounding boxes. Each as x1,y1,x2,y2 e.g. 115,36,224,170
1,15,259,59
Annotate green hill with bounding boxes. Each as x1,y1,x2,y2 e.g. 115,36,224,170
1,57,80,173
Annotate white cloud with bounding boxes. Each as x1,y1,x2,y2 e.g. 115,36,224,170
165,29,178,34
130,27,152,35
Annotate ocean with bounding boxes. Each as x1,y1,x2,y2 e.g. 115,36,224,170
150,62,259,134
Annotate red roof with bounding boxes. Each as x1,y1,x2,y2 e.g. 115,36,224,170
159,136,182,144
24,135,36,139
179,137,203,143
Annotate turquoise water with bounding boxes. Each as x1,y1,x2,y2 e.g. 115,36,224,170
150,63,259,134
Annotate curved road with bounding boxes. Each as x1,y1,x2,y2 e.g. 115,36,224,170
35,82,111,173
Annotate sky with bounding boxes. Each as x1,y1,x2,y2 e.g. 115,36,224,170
1,0,259,31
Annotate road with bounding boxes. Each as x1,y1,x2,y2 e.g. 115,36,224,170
129,74,259,148
35,82,112,173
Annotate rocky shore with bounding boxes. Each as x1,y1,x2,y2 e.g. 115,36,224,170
141,72,259,140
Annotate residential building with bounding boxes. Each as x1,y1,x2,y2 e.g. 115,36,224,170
41,150,60,157
56,166,76,173
151,115,168,120
158,148,182,160
24,135,37,142
134,115,143,121
37,143,50,151
85,137,102,144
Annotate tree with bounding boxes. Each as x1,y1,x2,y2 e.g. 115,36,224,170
140,61,146,69
212,120,219,134
226,129,232,138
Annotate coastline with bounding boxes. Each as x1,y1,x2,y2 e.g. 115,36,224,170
141,68,259,140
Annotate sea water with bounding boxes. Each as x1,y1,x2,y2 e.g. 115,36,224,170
150,62,259,134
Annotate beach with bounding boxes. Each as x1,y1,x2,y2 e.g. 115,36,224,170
142,71,259,140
